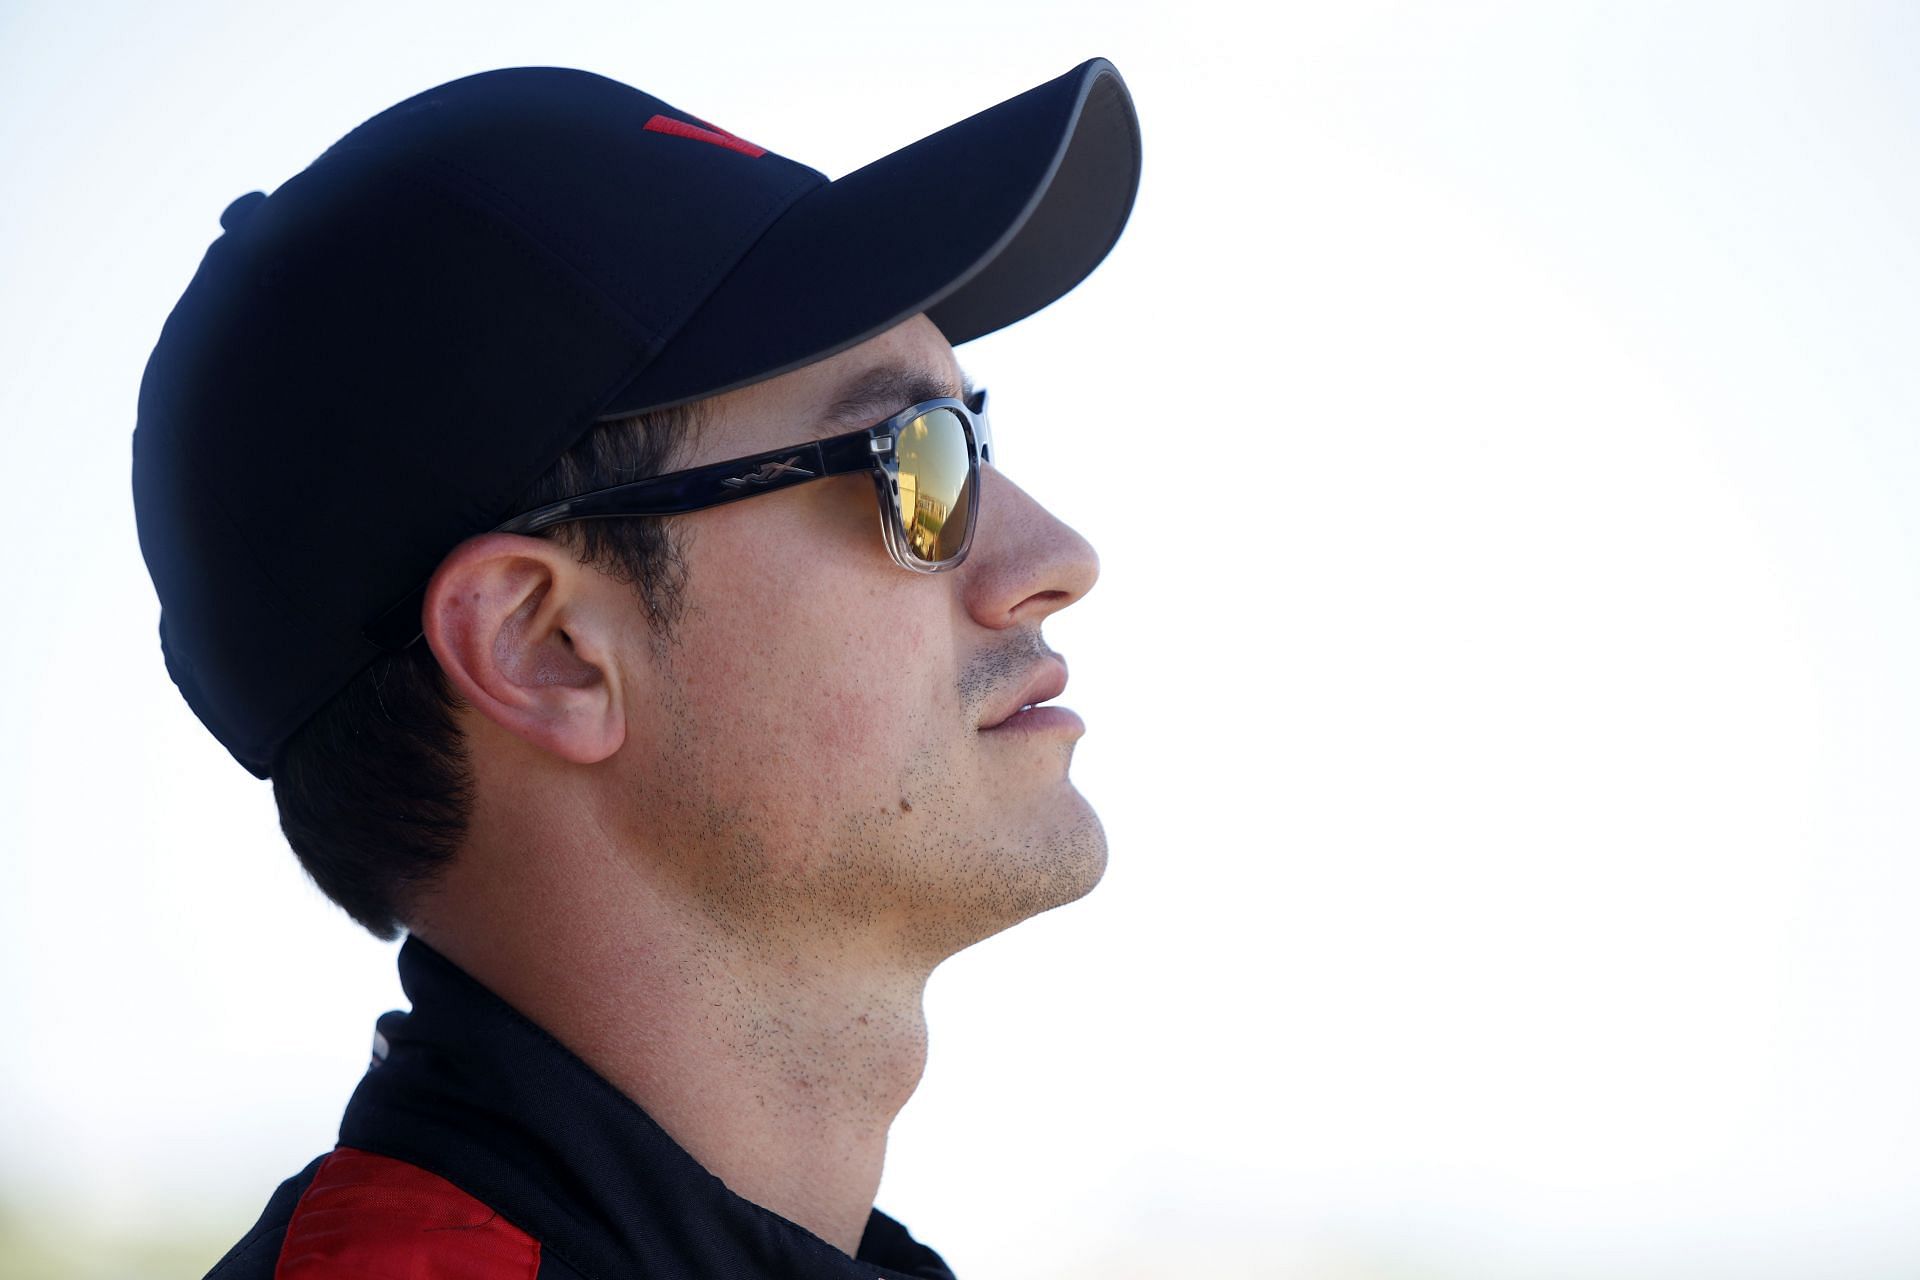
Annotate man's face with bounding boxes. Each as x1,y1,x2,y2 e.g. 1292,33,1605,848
604,314,1105,962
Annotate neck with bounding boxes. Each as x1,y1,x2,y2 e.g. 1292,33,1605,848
409,824,934,1256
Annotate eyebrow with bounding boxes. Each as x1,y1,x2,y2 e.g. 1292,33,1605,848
817,362,977,436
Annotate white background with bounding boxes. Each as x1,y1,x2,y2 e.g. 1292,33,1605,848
4,2,1920,1277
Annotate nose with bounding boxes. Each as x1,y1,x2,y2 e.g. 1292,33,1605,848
960,467,1099,630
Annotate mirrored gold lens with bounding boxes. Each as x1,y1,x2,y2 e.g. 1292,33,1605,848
894,408,973,563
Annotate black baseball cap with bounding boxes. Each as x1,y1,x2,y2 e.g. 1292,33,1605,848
133,59,1141,780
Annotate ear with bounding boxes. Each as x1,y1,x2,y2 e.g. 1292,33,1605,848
421,533,627,765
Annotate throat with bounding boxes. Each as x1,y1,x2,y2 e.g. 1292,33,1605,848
559,936,934,1256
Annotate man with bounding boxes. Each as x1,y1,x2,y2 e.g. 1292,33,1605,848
134,57,1139,1279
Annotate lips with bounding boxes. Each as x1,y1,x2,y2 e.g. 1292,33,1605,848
979,658,1069,731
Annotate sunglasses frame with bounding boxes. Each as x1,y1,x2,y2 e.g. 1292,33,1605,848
499,387,991,559
364,391,992,651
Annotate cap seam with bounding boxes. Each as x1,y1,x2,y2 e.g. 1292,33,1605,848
323,142,667,353
644,164,825,365
305,152,670,536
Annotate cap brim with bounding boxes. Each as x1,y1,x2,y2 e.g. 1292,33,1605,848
598,57,1141,417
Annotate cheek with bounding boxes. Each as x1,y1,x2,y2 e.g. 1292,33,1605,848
671,570,950,827
806,611,934,745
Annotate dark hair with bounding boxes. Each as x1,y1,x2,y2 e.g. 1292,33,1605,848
270,401,704,939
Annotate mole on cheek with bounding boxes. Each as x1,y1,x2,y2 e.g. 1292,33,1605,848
899,798,913,813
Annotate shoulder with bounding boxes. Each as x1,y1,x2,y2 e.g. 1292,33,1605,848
204,1148,546,1280
203,1153,324,1280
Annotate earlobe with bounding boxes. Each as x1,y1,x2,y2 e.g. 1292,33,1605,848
421,533,628,764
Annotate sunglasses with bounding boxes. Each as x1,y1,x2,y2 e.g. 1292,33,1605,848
365,390,994,651
497,388,994,569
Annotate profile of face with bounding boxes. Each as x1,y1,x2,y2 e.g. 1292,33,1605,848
434,314,1105,967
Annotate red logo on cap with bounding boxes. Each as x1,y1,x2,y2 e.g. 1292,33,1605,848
644,114,767,158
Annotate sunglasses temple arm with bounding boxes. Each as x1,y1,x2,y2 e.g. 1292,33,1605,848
364,433,885,652
500,439,872,533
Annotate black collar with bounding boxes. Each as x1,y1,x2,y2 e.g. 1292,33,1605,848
338,937,955,1280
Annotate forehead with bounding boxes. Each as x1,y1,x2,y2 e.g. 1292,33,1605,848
696,314,967,456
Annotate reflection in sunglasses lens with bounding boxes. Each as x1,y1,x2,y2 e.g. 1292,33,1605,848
895,408,972,563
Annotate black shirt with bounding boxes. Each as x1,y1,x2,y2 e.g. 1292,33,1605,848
205,936,956,1279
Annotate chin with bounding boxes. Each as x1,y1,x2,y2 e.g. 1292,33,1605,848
919,797,1110,960
1043,800,1109,910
